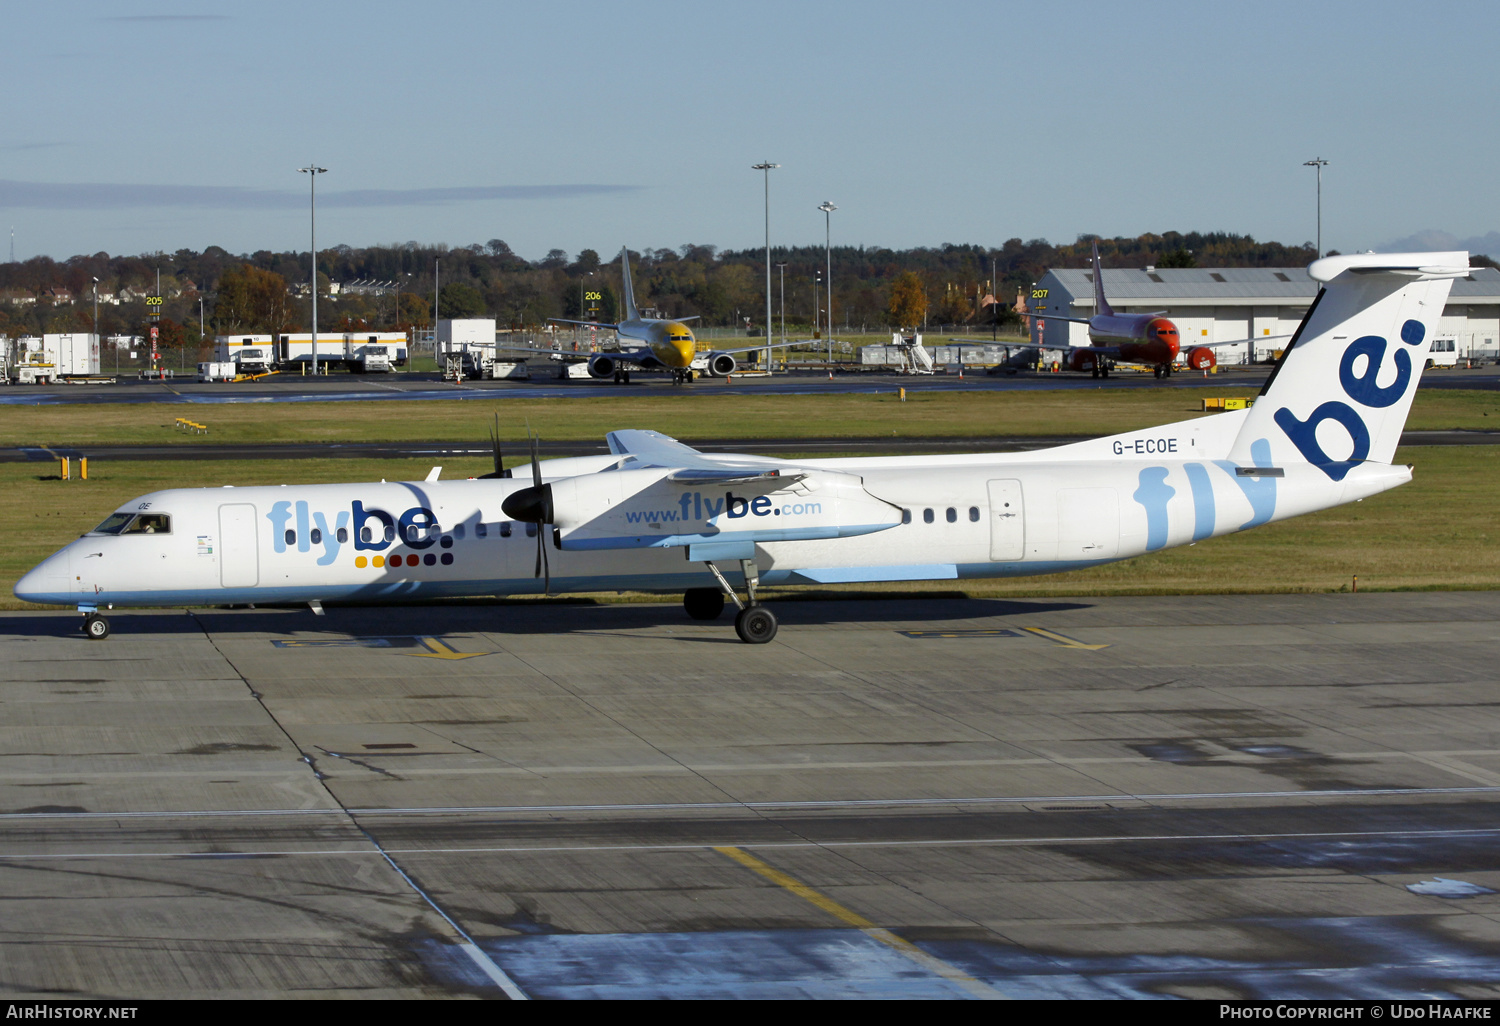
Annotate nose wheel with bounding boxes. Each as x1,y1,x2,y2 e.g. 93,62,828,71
700,558,779,643
82,614,110,640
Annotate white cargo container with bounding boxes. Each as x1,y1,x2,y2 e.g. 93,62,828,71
43,333,101,375
436,319,497,358
197,362,237,382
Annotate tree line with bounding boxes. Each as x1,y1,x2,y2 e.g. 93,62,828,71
0,231,1325,343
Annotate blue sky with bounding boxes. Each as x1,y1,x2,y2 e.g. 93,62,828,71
4,0,1497,262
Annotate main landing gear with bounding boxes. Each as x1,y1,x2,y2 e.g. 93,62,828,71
82,613,110,640
1152,364,1173,379
671,369,696,385
1090,363,1111,379
692,557,779,644
612,369,633,384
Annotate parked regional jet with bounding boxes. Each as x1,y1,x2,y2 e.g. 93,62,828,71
17,251,1465,643
954,241,1289,378
534,247,801,384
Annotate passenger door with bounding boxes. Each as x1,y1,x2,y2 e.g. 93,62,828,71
986,479,1025,561
219,503,259,588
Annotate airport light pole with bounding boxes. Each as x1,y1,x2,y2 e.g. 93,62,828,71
1303,157,1328,257
752,161,779,371
298,164,327,374
91,277,99,343
819,201,836,366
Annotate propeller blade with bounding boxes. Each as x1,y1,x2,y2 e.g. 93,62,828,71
541,529,550,594
479,414,511,479
528,427,542,489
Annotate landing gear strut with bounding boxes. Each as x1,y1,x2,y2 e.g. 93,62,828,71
700,558,778,644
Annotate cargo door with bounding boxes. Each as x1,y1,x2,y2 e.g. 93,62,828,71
986,479,1025,561
218,503,259,588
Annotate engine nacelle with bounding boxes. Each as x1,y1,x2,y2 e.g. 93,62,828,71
701,352,737,377
1186,346,1217,371
1067,348,1101,373
586,353,617,379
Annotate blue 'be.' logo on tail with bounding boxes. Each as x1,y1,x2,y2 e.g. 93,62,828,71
1272,319,1425,481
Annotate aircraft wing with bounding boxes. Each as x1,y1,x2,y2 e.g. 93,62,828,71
1026,313,1093,325
548,317,621,329
708,339,820,357
605,428,803,484
1189,333,1293,348
949,337,1083,353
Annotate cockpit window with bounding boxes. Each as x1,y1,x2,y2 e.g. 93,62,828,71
92,513,134,535
121,513,171,535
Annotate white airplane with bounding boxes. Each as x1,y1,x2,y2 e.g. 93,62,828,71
17,251,1466,644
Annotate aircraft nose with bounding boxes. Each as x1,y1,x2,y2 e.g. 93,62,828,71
15,549,71,605
674,337,695,367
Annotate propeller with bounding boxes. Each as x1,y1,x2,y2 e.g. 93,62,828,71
500,425,553,593
479,413,512,479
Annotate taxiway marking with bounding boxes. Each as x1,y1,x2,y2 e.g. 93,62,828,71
713,845,1006,1000
1023,626,1110,650
409,636,490,660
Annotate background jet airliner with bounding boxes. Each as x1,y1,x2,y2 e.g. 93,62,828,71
527,247,803,383
953,241,1289,379
18,251,1465,644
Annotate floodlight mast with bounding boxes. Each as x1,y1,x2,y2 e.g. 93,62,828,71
298,165,328,374
819,201,836,367
1303,157,1328,257
753,162,779,371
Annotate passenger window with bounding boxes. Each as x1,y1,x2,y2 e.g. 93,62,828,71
310,528,322,545
923,509,934,524
901,509,911,525
361,526,372,542
500,522,512,538
285,529,295,546
123,514,171,535
476,522,488,538
337,527,348,543
384,525,396,542
453,524,466,540
525,522,537,538
946,507,957,523
969,506,980,522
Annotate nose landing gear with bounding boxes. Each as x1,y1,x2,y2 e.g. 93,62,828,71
82,613,110,640
695,557,779,643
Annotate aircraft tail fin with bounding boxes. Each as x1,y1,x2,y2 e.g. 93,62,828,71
1091,240,1114,317
618,247,641,322
1227,252,1469,476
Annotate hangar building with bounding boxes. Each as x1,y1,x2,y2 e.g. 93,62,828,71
1029,265,1500,363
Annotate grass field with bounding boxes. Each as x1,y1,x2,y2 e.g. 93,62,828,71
4,387,1499,450
4,445,1496,610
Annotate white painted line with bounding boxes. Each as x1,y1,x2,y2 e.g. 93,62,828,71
1,784,1498,821
461,943,527,1001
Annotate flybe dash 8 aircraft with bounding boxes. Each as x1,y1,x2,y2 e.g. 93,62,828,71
18,251,1464,643
531,246,801,384
955,241,1290,379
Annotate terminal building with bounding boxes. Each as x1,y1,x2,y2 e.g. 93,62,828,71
1029,265,1500,363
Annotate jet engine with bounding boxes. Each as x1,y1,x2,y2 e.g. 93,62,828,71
700,352,737,377
1185,346,1216,371
586,354,617,379
1067,349,1101,373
